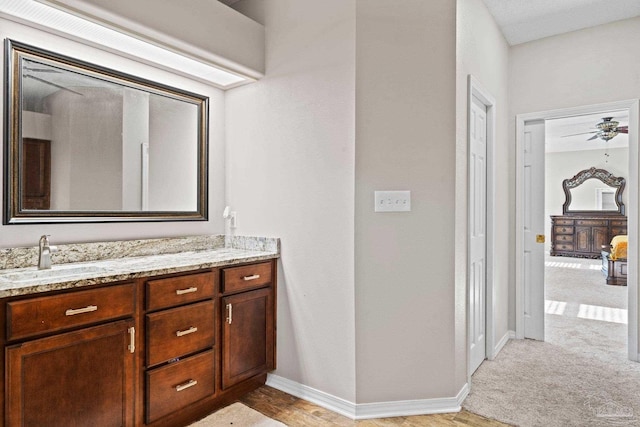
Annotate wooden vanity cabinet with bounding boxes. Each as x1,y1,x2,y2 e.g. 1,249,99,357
4,283,136,427
1,258,277,427
221,262,276,390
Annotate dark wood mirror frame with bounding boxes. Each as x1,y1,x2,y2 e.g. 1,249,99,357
562,167,625,216
3,39,209,224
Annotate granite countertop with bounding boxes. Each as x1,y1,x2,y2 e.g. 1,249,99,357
0,235,279,298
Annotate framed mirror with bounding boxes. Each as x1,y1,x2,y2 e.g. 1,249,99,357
562,167,625,215
4,39,209,224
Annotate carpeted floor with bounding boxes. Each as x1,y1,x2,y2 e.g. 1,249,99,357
464,256,640,426
188,402,286,426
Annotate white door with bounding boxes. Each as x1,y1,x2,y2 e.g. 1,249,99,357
469,95,487,373
523,120,545,340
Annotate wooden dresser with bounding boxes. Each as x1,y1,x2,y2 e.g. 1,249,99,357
550,215,627,258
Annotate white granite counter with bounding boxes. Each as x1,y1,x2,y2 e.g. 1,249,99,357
0,235,279,298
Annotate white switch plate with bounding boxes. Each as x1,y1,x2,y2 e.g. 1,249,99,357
374,191,411,212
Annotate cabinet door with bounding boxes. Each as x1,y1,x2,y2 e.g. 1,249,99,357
592,227,609,252
575,227,591,253
222,288,274,389
6,319,135,427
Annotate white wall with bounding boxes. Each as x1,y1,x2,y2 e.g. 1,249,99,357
509,16,640,328
545,147,629,252
0,17,225,247
225,0,357,403
456,0,510,372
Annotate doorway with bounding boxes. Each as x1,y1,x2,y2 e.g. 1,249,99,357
516,99,640,361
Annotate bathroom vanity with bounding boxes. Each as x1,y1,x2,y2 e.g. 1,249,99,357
0,235,278,427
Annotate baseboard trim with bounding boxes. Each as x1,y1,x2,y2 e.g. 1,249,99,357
266,374,469,420
490,330,514,359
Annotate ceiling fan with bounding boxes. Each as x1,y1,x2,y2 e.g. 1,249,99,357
563,117,628,142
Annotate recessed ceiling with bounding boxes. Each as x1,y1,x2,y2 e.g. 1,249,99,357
482,0,640,45
545,110,629,153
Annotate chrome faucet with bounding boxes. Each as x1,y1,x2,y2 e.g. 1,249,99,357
38,235,58,270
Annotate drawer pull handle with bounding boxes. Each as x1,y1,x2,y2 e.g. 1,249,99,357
176,287,198,295
226,303,233,325
243,274,260,281
175,379,198,392
65,305,98,316
176,326,198,337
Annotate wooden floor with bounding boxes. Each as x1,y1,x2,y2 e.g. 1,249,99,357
240,386,511,426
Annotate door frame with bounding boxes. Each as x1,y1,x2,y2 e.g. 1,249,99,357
515,99,640,361
467,75,497,377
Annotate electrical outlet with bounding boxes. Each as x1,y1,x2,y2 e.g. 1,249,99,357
374,191,411,212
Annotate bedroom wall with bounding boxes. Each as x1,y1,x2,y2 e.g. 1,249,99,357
509,16,640,329
0,17,225,247
545,147,629,252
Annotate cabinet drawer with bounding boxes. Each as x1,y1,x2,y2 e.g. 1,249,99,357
7,283,135,341
555,235,573,243
555,243,574,251
146,350,215,423
611,220,627,226
554,219,574,225
222,262,272,294
576,220,607,226
611,228,627,236
554,226,574,235
147,271,215,311
147,300,214,366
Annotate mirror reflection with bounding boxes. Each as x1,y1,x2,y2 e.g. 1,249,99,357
5,39,208,223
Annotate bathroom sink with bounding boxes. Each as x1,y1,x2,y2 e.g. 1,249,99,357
0,265,106,283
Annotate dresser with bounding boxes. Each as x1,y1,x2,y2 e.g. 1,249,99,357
550,215,627,258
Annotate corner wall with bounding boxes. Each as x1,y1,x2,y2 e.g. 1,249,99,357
225,0,357,403
455,0,511,377
354,0,459,401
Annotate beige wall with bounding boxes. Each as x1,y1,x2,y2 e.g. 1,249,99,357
456,0,510,378
225,0,357,402
509,16,640,328
354,0,459,401
0,17,225,247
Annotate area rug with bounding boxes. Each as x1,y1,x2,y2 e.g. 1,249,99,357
464,257,639,427
188,403,287,427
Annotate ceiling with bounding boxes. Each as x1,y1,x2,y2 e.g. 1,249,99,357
545,111,629,153
482,0,640,45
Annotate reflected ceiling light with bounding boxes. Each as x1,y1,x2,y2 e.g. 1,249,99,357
0,0,251,89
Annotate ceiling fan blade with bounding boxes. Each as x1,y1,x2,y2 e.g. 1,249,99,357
561,131,598,137
587,134,600,141
618,126,628,134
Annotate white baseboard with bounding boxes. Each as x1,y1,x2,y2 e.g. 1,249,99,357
490,330,514,359
266,374,469,420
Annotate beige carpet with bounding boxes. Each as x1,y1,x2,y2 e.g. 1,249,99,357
464,256,640,426
188,403,287,427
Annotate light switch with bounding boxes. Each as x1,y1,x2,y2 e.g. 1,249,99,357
374,191,411,212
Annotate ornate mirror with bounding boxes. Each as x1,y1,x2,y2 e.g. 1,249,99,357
4,39,209,224
562,167,625,215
